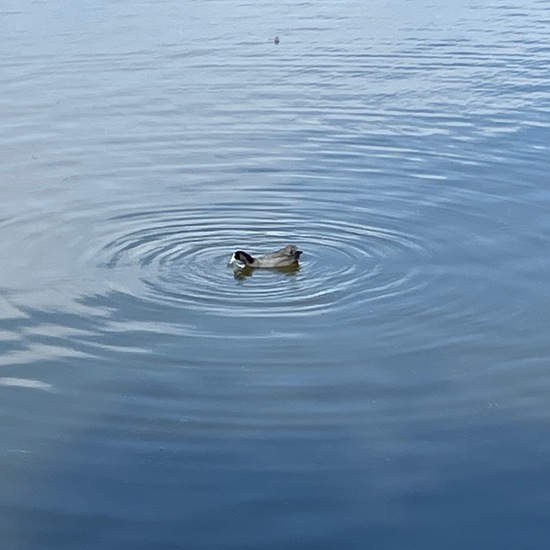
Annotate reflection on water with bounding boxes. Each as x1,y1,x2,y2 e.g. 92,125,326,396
2,0,550,548
231,263,301,280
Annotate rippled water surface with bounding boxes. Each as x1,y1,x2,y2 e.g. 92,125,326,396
2,0,550,548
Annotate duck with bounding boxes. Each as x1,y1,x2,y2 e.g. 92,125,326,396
229,244,302,269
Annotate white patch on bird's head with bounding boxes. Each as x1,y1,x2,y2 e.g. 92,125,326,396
228,253,245,269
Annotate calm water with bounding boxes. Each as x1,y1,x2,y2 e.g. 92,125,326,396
2,0,550,548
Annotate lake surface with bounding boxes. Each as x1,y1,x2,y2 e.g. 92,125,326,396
1,0,550,548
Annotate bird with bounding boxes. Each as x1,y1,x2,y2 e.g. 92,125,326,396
274,36,280,45
229,244,302,269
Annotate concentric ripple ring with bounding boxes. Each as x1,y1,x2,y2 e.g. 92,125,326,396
94,205,428,318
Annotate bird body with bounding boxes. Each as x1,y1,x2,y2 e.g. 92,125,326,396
229,245,302,268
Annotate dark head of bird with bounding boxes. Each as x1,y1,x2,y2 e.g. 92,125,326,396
233,251,254,264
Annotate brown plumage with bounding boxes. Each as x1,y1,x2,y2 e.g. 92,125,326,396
229,245,302,268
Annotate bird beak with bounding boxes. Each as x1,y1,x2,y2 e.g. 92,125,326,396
228,253,245,269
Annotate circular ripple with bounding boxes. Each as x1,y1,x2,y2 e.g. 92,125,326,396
94,204,427,318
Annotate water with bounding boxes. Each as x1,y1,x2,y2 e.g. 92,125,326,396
1,0,550,548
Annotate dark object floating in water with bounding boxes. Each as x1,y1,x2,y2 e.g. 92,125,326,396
229,245,302,269
274,36,280,45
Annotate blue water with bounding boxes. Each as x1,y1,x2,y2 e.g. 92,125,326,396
2,0,550,548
